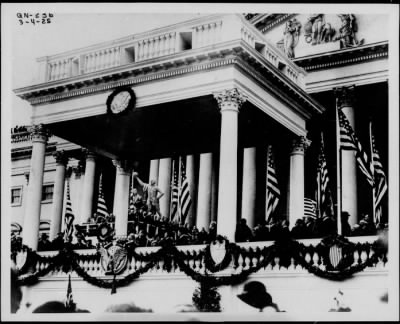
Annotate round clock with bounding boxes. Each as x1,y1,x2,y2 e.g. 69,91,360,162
106,87,136,115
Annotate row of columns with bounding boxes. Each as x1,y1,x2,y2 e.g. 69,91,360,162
21,86,359,249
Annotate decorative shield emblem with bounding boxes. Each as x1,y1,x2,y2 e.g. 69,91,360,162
99,244,128,275
329,245,343,269
210,239,227,265
15,249,28,271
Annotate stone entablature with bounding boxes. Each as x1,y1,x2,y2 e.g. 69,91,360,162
29,14,304,85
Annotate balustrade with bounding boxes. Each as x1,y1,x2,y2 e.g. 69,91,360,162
136,32,176,62
83,47,121,73
28,236,386,282
47,58,72,81
36,14,305,88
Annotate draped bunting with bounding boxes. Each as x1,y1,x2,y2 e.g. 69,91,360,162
15,234,387,289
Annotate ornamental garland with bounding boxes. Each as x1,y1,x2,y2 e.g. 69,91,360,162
14,234,388,289
202,236,237,273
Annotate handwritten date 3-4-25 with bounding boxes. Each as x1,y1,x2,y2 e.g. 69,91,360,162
17,13,54,25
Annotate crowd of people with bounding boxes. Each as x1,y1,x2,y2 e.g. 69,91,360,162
11,208,387,253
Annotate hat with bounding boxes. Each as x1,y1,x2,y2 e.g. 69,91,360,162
237,281,273,311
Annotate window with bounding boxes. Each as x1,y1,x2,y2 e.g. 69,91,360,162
42,184,54,202
11,187,22,206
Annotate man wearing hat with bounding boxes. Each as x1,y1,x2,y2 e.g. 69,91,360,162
237,281,282,312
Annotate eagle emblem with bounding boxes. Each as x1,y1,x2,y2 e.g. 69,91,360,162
99,242,128,275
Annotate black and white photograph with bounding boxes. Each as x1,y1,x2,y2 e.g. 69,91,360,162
1,2,399,321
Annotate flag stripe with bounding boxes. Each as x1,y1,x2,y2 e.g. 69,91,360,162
316,133,334,218
304,198,317,218
370,124,388,224
63,180,75,243
266,145,280,221
96,174,109,218
171,159,179,221
179,158,191,224
338,109,374,186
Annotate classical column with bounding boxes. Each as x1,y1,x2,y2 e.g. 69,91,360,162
214,88,247,241
113,160,132,237
336,86,358,226
287,136,309,230
22,124,49,250
241,147,257,229
158,157,172,218
186,154,197,227
49,150,69,240
196,153,213,231
149,159,160,184
79,149,96,224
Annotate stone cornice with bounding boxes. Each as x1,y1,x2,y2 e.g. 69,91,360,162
293,41,388,72
15,40,304,100
15,40,324,119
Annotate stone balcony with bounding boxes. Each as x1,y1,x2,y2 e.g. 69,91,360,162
33,14,305,88
15,235,389,314
32,235,386,280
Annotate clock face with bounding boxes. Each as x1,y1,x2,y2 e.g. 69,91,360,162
110,91,131,114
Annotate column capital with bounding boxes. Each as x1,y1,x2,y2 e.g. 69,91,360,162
29,124,50,143
213,88,247,113
82,149,97,161
334,85,356,109
112,160,133,174
53,150,69,166
291,136,311,155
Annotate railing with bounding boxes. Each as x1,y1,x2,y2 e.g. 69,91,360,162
34,236,386,279
136,32,176,61
84,47,121,74
34,14,305,88
47,57,73,81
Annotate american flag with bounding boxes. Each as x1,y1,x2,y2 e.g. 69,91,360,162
63,179,75,243
316,133,334,218
178,158,192,224
65,274,74,310
129,171,136,213
96,173,109,218
266,145,280,221
338,108,374,186
304,198,317,218
170,159,180,222
369,122,388,224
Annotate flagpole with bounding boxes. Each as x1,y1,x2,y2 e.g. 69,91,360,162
169,159,174,221
369,121,376,223
265,145,270,222
335,97,342,235
316,133,322,219
178,156,182,224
